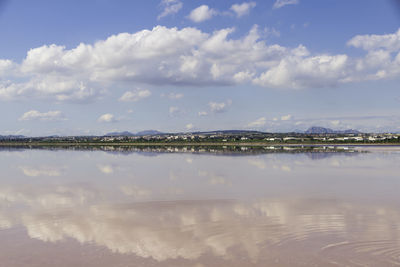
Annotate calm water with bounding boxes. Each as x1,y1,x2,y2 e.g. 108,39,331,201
0,146,400,266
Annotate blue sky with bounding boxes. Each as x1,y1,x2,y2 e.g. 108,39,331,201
0,0,400,135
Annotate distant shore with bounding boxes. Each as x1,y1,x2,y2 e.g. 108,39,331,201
1,142,400,147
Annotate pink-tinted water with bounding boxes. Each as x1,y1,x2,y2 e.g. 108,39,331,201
0,147,399,266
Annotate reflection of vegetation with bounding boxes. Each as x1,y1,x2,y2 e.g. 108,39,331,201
0,144,363,156
1,131,400,145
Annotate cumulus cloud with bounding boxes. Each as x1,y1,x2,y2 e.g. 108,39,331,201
97,113,117,123
188,5,217,22
273,0,299,9
230,2,256,17
248,117,266,127
346,29,400,81
0,75,97,102
198,111,208,116
186,123,194,130
0,59,14,75
164,92,184,99
263,27,281,38
331,120,340,126
19,110,65,121
158,0,183,20
169,106,181,116
271,114,292,122
347,29,400,52
119,88,151,102
208,99,232,113
0,26,399,102
253,47,350,88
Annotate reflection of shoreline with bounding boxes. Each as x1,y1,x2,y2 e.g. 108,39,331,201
0,144,363,156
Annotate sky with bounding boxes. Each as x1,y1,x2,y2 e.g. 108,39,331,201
0,0,400,136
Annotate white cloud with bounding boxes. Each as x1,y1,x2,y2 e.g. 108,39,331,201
119,89,151,102
208,99,232,113
186,123,194,130
0,76,97,102
230,2,256,17
253,47,350,88
1,129,29,136
331,120,340,126
188,5,217,22
233,71,254,83
346,30,400,81
158,0,183,20
0,26,399,103
281,114,292,121
19,110,65,121
198,111,208,116
263,27,281,38
97,113,117,123
248,117,266,127
169,106,181,116
167,92,184,99
347,29,400,52
273,0,299,9
0,59,14,75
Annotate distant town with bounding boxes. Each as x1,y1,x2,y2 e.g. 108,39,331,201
1,127,399,145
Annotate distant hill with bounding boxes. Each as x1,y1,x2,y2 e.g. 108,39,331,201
105,130,164,136
305,127,335,134
305,126,360,134
0,135,25,140
104,129,267,137
136,130,164,136
191,130,265,135
105,128,363,137
105,131,135,136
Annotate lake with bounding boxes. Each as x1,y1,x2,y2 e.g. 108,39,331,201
0,146,399,266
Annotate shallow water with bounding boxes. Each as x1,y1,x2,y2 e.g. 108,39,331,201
0,146,400,266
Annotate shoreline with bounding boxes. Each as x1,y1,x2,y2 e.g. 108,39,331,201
1,142,400,147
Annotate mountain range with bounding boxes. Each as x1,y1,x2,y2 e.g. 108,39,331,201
304,127,361,134
105,130,265,136
0,135,25,140
0,127,364,139
105,130,164,136
106,127,362,136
